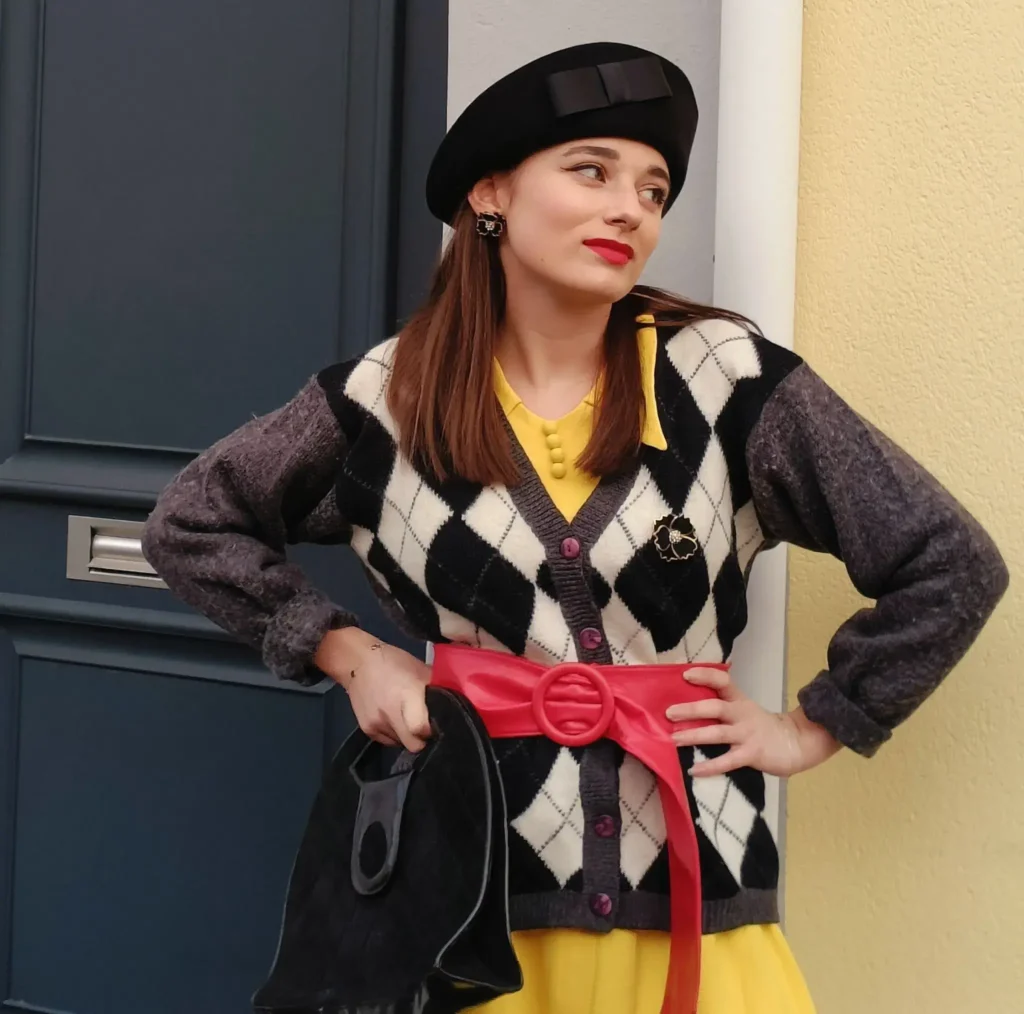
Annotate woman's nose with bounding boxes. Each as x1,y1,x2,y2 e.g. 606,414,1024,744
603,184,644,230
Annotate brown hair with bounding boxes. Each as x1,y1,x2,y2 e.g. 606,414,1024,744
387,203,759,486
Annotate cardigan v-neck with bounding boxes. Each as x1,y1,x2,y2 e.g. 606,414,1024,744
493,316,668,522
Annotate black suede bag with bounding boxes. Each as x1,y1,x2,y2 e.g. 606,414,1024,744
251,687,522,1014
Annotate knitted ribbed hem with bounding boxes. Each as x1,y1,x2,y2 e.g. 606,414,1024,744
798,670,892,758
508,887,779,935
261,589,357,686
703,888,780,934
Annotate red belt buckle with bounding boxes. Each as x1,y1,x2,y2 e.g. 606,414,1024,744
531,663,615,747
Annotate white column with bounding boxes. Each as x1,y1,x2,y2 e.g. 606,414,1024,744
714,1,805,844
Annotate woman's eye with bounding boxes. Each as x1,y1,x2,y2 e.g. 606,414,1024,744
572,163,605,181
641,185,668,206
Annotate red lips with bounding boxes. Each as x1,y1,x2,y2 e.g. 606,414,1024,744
583,239,635,266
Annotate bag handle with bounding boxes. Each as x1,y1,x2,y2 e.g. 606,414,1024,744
347,724,440,896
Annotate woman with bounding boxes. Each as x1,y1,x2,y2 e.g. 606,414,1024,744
142,42,1008,1014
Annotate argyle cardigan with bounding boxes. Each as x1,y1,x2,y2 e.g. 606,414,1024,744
142,318,1008,936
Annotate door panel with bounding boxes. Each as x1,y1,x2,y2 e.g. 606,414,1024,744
0,1,447,1010
10,648,325,1014
28,1,355,447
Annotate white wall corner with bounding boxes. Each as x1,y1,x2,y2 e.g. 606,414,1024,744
714,0,804,859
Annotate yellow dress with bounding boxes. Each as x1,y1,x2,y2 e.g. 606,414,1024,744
479,320,815,1013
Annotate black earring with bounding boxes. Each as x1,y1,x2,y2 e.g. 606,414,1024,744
475,212,506,238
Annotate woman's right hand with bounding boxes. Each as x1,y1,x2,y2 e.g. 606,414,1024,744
314,626,433,752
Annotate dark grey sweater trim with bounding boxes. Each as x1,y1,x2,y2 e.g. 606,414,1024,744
571,462,644,549
262,588,356,686
797,674,893,755
508,890,668,935
504,427,638,666
579,740,624,903
703,889,780,934
508,887,779,935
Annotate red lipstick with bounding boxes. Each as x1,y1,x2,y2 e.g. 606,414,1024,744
583,239,635,266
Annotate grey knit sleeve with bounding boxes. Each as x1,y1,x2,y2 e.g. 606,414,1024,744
141,376,355,686
746,362,1009,757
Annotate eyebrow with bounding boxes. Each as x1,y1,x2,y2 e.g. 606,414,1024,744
561,145,671,186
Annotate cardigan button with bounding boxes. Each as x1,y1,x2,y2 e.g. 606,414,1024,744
560,537,581,560
579,627,603,651
550,463,567,480
594,815,617,838
589,892,613,918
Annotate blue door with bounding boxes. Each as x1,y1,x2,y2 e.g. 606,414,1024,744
0,2,446,1010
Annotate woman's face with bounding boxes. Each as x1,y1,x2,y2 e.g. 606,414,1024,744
472,137,670,304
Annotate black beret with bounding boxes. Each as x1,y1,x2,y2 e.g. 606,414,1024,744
426,42,699,225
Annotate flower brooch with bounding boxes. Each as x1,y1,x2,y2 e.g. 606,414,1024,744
652,512,700,563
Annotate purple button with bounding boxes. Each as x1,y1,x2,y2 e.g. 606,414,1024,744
594,815,617,838
590,892,613,918
560,537,581,560
579,627,603,651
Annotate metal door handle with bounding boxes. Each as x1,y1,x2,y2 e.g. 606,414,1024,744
67,515,167,589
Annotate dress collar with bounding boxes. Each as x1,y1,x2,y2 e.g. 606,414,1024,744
492,314,666,451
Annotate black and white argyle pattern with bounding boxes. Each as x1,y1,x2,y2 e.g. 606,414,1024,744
319,321,800,906
494,739,778,901
333,340,579,666
589,319,786,667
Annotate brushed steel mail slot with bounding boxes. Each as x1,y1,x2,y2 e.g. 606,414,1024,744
66,515,167,589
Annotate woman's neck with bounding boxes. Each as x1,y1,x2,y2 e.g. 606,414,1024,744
496,282,612,420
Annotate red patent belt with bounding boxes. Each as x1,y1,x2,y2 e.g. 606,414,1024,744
430,643,722,1014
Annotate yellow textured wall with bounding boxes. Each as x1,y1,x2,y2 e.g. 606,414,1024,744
786,2,1023,1012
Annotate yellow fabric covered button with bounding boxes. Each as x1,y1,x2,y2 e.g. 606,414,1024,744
549,448,566,464
541,421,558,436
551,463,567,479
545,433,562,449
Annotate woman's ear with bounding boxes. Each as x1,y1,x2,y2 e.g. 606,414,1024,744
467,174,507,217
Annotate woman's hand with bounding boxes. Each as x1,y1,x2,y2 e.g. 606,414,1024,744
314,627,433,752
667,666,841,777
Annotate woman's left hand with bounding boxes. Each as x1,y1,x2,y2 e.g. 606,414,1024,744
667,667,841,778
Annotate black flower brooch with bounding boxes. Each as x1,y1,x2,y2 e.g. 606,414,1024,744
652,512,700,563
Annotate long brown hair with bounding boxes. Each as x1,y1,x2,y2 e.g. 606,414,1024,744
387,203,758,486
